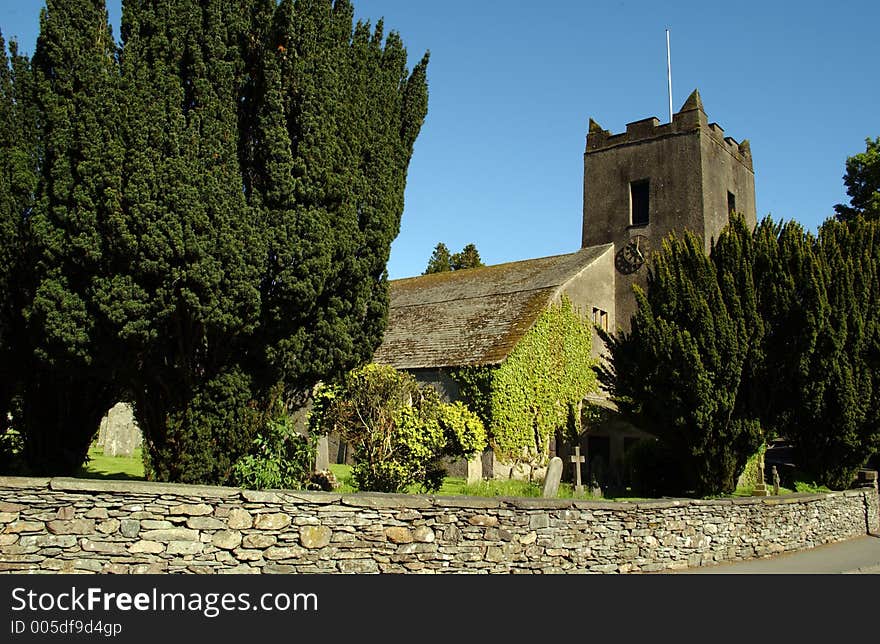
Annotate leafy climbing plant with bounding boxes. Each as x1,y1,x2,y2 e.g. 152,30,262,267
454,297,598,466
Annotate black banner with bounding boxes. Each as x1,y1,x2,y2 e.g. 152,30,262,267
0,573,876,642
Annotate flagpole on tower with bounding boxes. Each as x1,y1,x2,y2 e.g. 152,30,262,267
666,28,673,123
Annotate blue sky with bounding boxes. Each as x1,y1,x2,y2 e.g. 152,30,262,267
3,1,878,279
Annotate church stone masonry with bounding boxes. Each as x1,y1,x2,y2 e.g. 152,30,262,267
371,89,755,480
582,89,756,329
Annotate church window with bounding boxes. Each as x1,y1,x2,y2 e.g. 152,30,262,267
728,191,736,214
630,179,649,226
592,307,608,331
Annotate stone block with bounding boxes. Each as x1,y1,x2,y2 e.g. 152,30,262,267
212,531,243,550
5,520,44,533
140,528,200,542
79,539,128,554
187,517,226,530
226,508,253,529
168,503,213,516
385,527,413,544
254,513,291,530
300,525,332,549
96,519,120,534
242,534,276,549
167,541,204,555
120,519,141,538
128,540,165,554
413,527,435,543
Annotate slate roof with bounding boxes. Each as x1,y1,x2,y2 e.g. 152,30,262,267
374,245,612,370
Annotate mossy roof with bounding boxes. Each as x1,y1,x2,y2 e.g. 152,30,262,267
373,245,611,370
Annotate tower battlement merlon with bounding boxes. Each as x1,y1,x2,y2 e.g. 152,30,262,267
584,89,752,169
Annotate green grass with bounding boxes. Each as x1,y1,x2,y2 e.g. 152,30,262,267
327,464,647,500
73,456,832,500
75,446,145,480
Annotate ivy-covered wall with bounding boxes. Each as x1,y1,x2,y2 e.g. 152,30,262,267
454,297,598,465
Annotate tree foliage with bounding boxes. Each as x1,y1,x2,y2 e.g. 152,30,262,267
423,241,484,274
600,218,763,496
603,214,880,493
310,364,486,493
20,0,125,475
423,242,452,274
0,32,37,469
834,136,880,222
0,0,429,482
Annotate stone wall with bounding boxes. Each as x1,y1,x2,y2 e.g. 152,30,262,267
0,476,877,574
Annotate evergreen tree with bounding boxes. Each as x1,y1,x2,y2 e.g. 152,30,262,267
424,242,452,274
113,0,428,483
244,0,429,402
0,33,38,461
22,0,124,474
451,243,484,270
116,0,270,483
600,221,762,496
424,241,483,274
778,218,880,487
834,137,880,222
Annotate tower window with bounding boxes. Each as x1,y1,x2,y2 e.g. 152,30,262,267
592,307,608,332
728,191,736,214
630,180,649,226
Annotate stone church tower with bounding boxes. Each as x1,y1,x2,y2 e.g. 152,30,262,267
581,89,756,329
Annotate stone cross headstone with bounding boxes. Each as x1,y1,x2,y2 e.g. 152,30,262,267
542,457,563,498
752,456,769,496
570,446,585,493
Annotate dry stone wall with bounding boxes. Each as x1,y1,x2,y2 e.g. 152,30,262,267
0,476,877,574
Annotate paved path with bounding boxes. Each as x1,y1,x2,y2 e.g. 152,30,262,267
671,533,880,573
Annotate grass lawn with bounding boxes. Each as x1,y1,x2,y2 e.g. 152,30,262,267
73,454,829,500
75,446,145,480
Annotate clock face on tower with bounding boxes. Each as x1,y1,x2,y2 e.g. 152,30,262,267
614,234,650,275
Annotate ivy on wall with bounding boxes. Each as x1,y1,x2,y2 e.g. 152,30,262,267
453,297,598,465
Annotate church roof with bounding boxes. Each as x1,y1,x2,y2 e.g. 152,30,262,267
373,245,611,370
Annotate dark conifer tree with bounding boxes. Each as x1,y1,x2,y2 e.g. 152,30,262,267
117,0,266,483
244,0,429,402
600,223,763,496
451,243,484,270
113,0,428,483
778,218,880,487
424,242,452,274
22,0,124,474
0,33,38,462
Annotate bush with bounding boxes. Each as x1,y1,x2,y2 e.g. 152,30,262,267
311,364,486,493
231,415,317,491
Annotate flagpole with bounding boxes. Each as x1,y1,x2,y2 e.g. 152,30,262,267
666,28,673,123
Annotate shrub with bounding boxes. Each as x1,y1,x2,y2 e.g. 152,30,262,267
231,415,317,491
311,364,486,493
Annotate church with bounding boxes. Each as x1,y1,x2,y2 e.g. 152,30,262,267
372,89,757,482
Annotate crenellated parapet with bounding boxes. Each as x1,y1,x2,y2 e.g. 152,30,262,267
586,89,752,170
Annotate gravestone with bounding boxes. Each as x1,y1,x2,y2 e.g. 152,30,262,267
314,436,329,471
97,403,142,457
752,458,769,496
570,446,585,493
542,457,563,498
466,454,482,486
772,465,780,496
